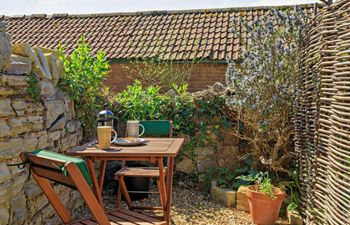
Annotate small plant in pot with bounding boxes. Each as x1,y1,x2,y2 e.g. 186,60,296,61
246,178,285,225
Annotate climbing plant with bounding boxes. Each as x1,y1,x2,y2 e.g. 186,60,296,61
28,73,40,102
122,40,201,90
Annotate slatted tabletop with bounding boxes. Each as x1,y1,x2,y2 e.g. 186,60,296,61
67,138,184,158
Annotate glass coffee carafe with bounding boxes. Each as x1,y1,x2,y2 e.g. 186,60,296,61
97,105,115,128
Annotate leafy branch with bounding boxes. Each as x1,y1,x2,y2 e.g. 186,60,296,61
58,36,110,139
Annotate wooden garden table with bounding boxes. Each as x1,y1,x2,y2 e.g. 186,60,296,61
67,138,184,225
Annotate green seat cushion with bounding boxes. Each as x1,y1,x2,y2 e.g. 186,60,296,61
140,120,171,137
31,150,92,187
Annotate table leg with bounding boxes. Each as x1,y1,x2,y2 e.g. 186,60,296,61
119,176,133,209
86,158,103,205
157,157,167,210
117,181,122,208
165,157,174,225
99,160,107,194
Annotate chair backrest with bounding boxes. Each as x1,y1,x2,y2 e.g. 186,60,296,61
26,150,93,187
20,151,110,225
140,120,173,138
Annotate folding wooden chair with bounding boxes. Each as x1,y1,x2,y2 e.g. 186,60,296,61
20,150,165,225
115,120,173,211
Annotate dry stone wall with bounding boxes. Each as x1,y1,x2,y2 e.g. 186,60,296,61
0,21,85,225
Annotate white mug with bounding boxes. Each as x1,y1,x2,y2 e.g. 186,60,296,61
126,120,145,138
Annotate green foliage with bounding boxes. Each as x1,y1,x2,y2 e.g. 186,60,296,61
215,168,234,187
180,138,197,159
178,93,234,162
173,90,195,136
202,156,267,191
288,202,298,212
28,74,40,102
202,167,235,192
195,96,232,141
113,81,197,136
58,36,110,138
114,80,173,121
113,81,234,136
280,170,301,212
172,83,189,95
233,170,265,190
259,178,275,199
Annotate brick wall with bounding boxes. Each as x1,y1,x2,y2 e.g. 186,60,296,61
104,62,227,93
188,63,227,92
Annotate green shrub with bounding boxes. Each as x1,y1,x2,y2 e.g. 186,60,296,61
113,81,232,139
226,8,308,173
113,80,173,122
58,36,110,139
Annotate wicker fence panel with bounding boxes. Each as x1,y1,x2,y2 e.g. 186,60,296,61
296,9,322,224
328,0,350,224
297,0,350,224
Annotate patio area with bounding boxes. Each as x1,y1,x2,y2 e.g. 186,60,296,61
1,0,350,224
102,180,289,225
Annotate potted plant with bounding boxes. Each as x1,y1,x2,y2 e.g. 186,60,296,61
246,178,285,225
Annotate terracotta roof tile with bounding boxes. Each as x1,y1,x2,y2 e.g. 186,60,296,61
2,4,317,60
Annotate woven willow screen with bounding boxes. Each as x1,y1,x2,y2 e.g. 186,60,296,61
295,0,350,224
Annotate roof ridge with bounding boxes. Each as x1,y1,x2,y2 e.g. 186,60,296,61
2,3,320,19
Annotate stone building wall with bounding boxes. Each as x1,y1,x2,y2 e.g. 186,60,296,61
0,21,85,225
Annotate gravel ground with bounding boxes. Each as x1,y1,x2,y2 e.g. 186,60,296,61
103,180,289,225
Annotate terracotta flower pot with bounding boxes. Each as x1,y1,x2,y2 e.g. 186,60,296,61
246,185,285,225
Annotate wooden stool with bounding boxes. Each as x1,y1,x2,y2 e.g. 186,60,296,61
115,120,173,214
115,161,167,211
